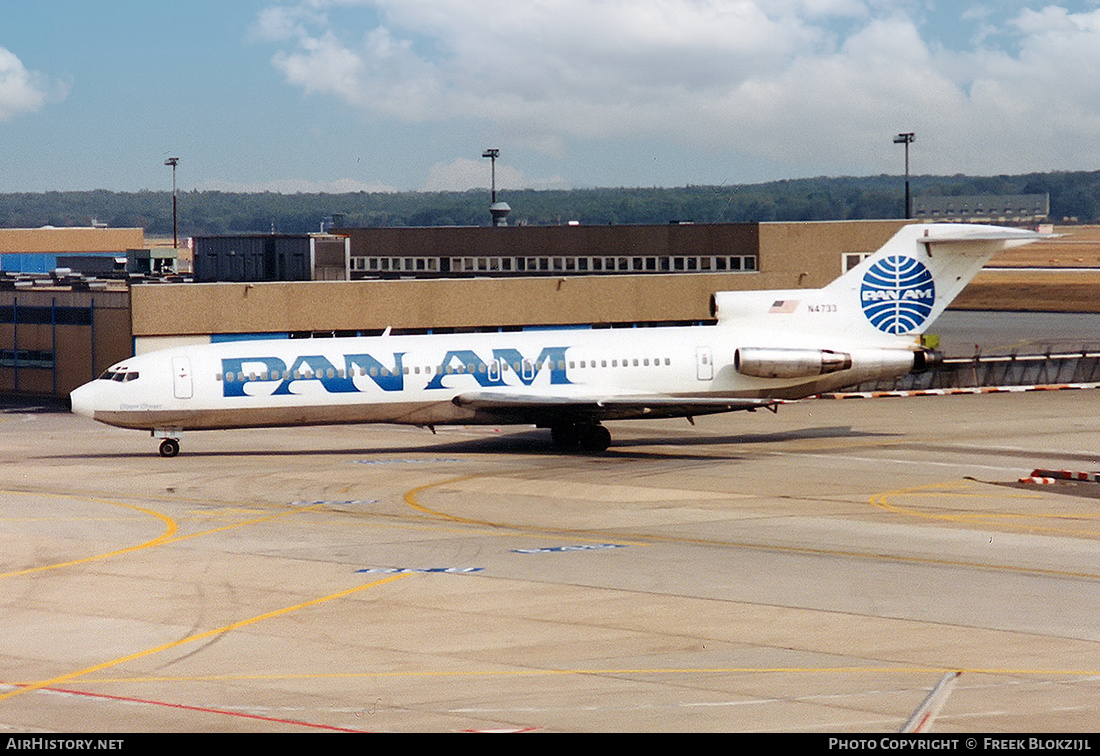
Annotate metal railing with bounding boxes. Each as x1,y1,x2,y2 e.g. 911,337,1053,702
849,350,1100,392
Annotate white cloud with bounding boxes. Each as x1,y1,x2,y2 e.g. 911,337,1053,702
0,46,69,122
256,1,837,133
273,31,369,105
253,1,1100,179
936,6,1100,173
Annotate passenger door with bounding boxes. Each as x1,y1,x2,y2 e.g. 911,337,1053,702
172,356,193,399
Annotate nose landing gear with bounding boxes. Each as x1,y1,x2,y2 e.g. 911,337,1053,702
153,428,183,458
158,438,180,458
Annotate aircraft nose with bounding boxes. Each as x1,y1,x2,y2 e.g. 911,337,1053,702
70,381,98,419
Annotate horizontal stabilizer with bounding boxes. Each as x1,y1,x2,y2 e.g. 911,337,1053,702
915,226,1043,245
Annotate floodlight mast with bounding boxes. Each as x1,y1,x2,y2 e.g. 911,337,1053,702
164,157,180,248
893,133,914,219
482,148,499,203
482,148,510,226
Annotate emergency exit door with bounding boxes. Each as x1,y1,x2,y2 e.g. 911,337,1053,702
696,347,713,381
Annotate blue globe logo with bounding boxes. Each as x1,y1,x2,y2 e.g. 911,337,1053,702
860,256,936,334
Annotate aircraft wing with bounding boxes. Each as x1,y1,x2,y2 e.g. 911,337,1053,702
452,390,778,423
900,671,961,733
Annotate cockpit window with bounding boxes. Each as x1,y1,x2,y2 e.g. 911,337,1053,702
98,369,139,382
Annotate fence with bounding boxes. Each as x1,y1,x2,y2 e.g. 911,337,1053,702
848,351,1100,393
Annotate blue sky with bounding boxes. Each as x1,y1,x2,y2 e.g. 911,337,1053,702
2,1,1100,193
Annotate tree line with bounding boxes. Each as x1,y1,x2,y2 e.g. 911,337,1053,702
1,170,1097,236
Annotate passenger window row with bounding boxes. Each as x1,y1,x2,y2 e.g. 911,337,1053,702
221,366,402,382
216,356,675,382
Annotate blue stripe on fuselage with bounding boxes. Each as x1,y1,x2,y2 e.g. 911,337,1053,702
221,346,573,397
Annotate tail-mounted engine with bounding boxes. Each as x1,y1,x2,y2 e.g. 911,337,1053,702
911,349,943,372
734,347,942,380
734,348,852,379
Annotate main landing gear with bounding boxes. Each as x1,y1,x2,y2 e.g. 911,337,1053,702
550,422,612,453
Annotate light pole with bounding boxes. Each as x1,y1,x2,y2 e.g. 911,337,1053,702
482,148,510,226
164,157,179,248
482,148,499,203
893,133,914,219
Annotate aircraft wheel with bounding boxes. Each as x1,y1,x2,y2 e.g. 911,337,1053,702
159,438,180,458
550,424,580,448
578,424,612,453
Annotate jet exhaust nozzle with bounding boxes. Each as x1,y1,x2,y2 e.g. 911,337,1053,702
911,349,943,373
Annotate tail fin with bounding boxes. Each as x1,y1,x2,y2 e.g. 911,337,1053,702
712,223,1042,345
826,223,1041,335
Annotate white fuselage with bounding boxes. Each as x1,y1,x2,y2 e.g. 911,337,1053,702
69,323,913,432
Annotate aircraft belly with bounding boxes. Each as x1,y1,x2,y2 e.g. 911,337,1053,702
94,399,472,431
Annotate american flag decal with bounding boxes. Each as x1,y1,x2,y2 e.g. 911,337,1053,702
769,300,799,313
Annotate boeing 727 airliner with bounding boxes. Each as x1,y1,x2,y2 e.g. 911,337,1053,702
70,223,1042,456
